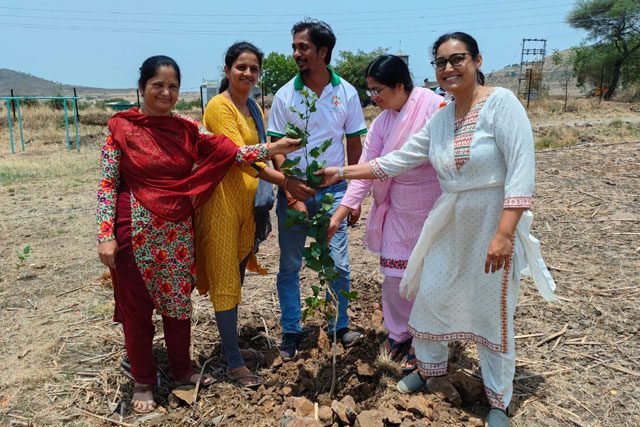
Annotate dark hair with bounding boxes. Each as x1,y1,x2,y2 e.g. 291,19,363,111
219,78,229,94
432,32,485,85
365,55,414,93
138,55,181,91
291,18,336,64
219,42,264,94
224,41,264,69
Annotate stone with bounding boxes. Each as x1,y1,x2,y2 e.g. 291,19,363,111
383,407,403,425
355,409,384,427
406,395,433,419
468,416,484,426
331,399,357,425
371,309,384,327
340,394,357,410
317,329,332,352
170,385,196,405
448,371,486,405
291,396,315,417
281,386,293,396
356,363,375,377
318,405,334,426
426,377,462,407
263,347,283,368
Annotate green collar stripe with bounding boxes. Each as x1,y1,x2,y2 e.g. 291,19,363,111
293,68,341,91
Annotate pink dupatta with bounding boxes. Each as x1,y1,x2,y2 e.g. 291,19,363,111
363,87,442,253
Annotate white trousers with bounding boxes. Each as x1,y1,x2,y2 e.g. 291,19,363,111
414,334,515,410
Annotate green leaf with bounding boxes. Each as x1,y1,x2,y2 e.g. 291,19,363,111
310,285,321,296
281,158,301,169
310,242,322,258
320,139,332,152
285,123,304,138
340,290,359,301
290,167,304,177
321,193,335,205
305,257,323,272
309,146,322,158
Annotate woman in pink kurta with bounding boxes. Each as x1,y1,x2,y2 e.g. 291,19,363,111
329,55,443,370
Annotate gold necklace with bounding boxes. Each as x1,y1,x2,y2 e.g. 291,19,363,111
227,90,250,115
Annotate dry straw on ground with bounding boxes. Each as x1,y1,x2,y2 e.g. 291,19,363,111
0,99,638,426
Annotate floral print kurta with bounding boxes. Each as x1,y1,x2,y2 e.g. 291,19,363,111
97,128,269,319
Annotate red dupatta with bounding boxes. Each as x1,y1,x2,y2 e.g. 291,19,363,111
108,108,239,221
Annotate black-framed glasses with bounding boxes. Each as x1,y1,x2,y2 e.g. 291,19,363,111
366,87,387,98
430,53,470,71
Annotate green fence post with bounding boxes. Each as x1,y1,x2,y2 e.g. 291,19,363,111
63,98,71,151
73,97,80,152
6,99,15,154
16,99,25,152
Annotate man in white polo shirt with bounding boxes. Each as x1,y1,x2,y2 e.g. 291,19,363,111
268,18,367,360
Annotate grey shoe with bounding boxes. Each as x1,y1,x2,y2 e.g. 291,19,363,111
396,371,426,394
486,408,509,427
336,328,363,348
279,333,301,361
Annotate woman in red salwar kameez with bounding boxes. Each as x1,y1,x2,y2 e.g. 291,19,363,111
96,55,299,413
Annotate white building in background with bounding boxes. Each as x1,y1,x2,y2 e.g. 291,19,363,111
200,79,262,112
200,79,220,112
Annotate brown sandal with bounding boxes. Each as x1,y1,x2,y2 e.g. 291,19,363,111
227,365,263,389
131,383,156,414
177,370,214,387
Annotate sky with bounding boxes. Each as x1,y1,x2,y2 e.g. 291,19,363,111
0,0,589,93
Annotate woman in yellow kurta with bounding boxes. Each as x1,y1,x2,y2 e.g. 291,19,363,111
195,42,314,388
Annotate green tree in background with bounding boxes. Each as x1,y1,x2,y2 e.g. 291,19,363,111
261,52,297,95
551,49,575,110
334,48,388,103
567,0,640,99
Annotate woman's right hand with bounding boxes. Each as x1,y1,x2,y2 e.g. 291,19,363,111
268,137,301,156
315,167,341,187
98,240,118,269
327,204,351,243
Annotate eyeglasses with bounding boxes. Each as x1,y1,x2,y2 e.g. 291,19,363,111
430,53,470,71
366,87,388,98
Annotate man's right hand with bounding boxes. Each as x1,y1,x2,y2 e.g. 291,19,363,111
285,177,316,202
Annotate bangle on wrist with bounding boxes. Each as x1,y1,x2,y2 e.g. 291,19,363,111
287,198,298,207
338,166,345,178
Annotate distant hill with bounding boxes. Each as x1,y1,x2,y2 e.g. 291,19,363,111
485,49,588,97
0,69,135,99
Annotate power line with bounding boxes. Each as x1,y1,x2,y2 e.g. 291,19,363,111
0,11,575,33
0,0,575,18
0,4,576,27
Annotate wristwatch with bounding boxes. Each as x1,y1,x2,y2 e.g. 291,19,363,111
338,166,345,178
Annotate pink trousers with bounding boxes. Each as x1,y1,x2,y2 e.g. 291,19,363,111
382,275,414,345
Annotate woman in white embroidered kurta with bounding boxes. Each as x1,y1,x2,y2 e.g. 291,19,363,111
320,32,555,425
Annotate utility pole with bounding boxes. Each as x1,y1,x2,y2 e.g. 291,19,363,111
517,38,547,100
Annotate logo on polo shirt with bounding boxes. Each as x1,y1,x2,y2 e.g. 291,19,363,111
331,95,342,110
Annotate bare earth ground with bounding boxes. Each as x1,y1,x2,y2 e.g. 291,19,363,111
0,100,639,426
